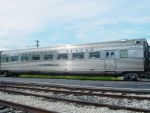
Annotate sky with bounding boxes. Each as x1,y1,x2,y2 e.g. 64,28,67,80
0,0,150,50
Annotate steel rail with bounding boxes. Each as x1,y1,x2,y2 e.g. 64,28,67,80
0,88,149,113
0,85,150,101
1,81,150,95
0,99,59,113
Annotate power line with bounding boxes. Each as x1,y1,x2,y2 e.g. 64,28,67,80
0,51,2,74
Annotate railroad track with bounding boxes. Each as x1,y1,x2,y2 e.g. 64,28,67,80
1,81,150,94
0,84,150,100
0,81,150,113
0,99,58,113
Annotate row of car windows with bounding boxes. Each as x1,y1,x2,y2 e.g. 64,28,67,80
1,50,128,63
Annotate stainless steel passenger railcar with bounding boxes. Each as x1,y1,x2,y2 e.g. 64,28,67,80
0,39,149,80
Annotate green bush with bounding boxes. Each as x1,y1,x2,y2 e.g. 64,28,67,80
20,74,122,81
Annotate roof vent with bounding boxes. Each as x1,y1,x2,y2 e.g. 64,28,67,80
121,39,127,42
135,41,141,44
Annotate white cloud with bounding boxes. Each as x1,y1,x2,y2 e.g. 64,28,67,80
126,17,150,24
0,0,118,50
0,0,115,36
0,0,150,50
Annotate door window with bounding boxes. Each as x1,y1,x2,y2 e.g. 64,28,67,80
105,51,115,59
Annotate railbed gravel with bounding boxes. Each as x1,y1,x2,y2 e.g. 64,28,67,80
0,92,142,113
1,87,150,110
9,85,150,96
19,86,150,97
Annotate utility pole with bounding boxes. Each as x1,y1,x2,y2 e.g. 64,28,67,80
35,40,40,48
0,51,2,74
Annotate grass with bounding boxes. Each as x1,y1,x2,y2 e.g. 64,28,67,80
19,74,123,81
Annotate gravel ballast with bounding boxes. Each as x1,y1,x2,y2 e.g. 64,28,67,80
0,91,141,113
4,88,150,110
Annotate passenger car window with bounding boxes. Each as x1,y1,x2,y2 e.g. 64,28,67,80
21,56,29,61
120,50,128,58
1,56,9,63
57,53,68,60
89,52,100,58
32,55,40,61
44,54,53,60
11,56,19,62
72,52,84,59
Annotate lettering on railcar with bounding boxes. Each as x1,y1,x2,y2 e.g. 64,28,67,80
39,64,59,66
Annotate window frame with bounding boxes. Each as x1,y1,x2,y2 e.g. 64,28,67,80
72,52,84,59
120,50,128,58
89,51,100,59
57,53,68,60
10,56,19,62
44,54,53,60
21,55,29,61
32,55,41,61
1,56,9,63
105,51,116,59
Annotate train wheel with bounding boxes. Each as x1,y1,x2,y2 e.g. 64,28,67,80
123,73,131,81
3,72,13,77
123,73,139,81
0,72,5,77
13,73,20,77
0,72,8,77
